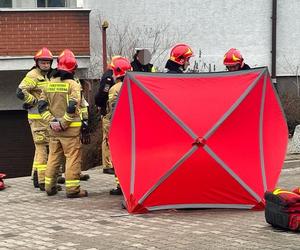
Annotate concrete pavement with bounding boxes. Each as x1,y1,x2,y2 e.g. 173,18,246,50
0,157,300,250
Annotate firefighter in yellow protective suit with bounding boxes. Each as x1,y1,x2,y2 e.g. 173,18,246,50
16,47,53,191
56,79,91,183
53,49,90,185
103,56,132,195
38,50,88,198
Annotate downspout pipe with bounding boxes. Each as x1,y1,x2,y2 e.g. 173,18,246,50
271,0,277,89
101,21,109,72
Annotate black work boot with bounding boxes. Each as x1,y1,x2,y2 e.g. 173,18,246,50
67,189,88,198
80,174,90,181
33,171,39,188
103,168,115,175
39,183,45,191
46,186,58,196
121,199,127,209
57,176,65,184
109,186,122,195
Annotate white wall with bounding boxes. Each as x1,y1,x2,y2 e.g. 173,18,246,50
85,0,300,78
277,0,300,76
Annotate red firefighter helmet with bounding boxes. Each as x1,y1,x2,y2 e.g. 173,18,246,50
223,48,244,67
57,49,76,63
169,43,194,65
57,50,78,73
34,47,53,61
110,56,132,78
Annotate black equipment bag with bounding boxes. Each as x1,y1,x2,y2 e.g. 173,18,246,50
264,189,300,231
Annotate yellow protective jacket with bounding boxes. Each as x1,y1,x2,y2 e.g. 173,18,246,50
74,77,89,121
38,76,82,137
104,80,122,122
16,67,49,130
80,95,89,121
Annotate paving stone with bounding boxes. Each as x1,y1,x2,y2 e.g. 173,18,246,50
1,166,300,249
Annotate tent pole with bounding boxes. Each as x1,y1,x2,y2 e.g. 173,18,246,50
271,0,278,92
101,20,109,72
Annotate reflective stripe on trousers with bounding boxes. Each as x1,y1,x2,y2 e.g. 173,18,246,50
34,162,47,171
65,179,80,188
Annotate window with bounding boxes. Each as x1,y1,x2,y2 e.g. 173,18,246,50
37,0,66,7
0,0,12,8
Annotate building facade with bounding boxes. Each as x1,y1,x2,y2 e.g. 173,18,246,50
0,0,299,177
84,0,300,133
0,0,90,177
85,0,300,78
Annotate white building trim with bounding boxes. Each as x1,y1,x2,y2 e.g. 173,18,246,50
0,56,90,71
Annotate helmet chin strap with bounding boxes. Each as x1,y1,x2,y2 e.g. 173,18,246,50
182,61,189,71
179,65,187,72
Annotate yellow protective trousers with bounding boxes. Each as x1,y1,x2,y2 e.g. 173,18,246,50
33,144,48,184
29,119,49,185
45,136,81,195
101,116,113,169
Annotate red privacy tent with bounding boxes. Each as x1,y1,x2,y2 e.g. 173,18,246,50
109,67,288,213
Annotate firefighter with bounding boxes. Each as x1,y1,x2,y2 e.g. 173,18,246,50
53,49,90,184
165,43,194,73
131,48,156,72
223,48,250,71
38,49,88,198
57,50,90,151
16,47,53,191
103,56,132,195
94,66,115,175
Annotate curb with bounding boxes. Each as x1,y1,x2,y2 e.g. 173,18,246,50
285,154,300,161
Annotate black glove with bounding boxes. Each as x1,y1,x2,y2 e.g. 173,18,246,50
100,107,107,116
80,120,90,144
22,103,33,110
23,99,37,110
82,120,88,131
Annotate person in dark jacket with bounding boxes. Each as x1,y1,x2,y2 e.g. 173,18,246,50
131,48,155,72
94,68,116,174
223,48,250,71
165,43,194,73
95,69,114,116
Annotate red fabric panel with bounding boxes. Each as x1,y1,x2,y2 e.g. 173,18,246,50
109,82,132,198
130,82,193,201
263,77,288,190
207,75,265,198
110,69,287,213
142,149,258,208
135,73,260,136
